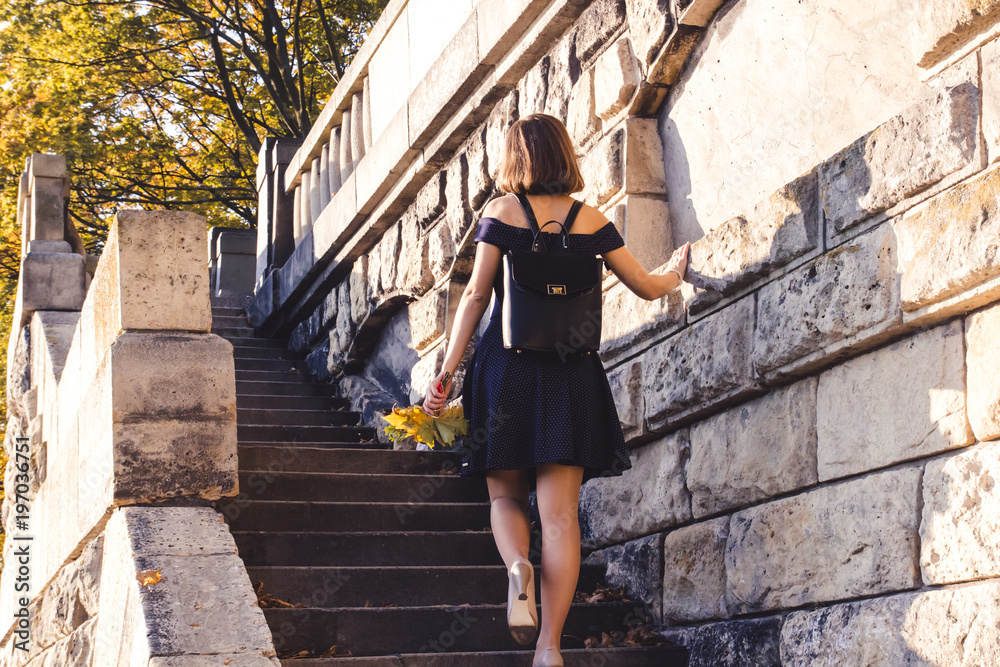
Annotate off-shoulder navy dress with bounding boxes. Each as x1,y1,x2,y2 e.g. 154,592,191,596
458,214,633,489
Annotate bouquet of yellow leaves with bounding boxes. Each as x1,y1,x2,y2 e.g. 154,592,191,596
381,403,469,450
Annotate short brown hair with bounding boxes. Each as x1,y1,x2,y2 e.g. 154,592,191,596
496,114,585,195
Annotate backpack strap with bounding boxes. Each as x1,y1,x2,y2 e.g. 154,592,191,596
513,193,548,251
563,199,583,233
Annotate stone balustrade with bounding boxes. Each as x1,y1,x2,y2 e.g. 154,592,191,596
0,157,275,665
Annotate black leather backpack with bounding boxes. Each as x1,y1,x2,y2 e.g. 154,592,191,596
501,193,604,358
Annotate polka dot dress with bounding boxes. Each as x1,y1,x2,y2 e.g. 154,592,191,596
458,214,633,489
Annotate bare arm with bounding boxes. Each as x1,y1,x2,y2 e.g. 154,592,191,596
423,229,501,413
603,240,690,300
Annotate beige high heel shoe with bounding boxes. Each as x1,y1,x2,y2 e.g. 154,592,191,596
533,646,564,667
507,557,538,644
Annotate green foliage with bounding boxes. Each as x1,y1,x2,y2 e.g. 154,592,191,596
0,0,388,571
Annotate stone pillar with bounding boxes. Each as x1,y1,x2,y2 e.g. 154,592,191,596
329,126,343,193
319,143,332,208
340,109,354,184
13,154,87,329
310,155,322,226
351,91,366,167
363,76,374,150
299,170,313,242
256,138,299,279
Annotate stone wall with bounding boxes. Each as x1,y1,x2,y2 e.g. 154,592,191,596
0,168,276,665
248,0,1000,663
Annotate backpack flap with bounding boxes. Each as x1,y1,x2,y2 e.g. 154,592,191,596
505,250,603,298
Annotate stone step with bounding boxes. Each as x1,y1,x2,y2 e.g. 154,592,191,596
235,380,336,397
236,394,349,411
263,603,658,657
233,531,503,567
236,369,314,382
236,446,461,475
236,471,489,503
227,336,293,349
211,304,246,314
246,564,605,608
210,294,251,309
281,647,688,666
212,314,251,326
238,440,386,451
233,346,305,361
237,424,376,443
214,325,258,337
221,500,491,532
233,357,303,371
237,408,360,426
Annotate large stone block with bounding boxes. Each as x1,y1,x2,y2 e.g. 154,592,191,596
18,251,87,326
465,125,492,212
913,0,1000,68
414,171,447,229
105,210,211,334
643,296,759,431
580,127,623,206
623,117,667,196
624,0,673,70
477,0,550,66
378,221,402,294
606,359,643,440
817,321,973,481
820,81,978,238
687,171,819,313
408,287,448,352
518,55,550,117
662,517,729,623
594,36,640,121
618,195,672,271
726,467,922,613
986,38,1000,164
583,534,663,621
922,441,1000,584
895,163,1000,313
579,430,692,549
689,378,818,518
566,67,599,147
349,255,372,325
967,302,1000,441
753,226,900,381
485,90,518,180
575,0,627,68
781,582,1000,666
427,220,456,281
544,31,580,122
664,616,783,667
397,211,435,297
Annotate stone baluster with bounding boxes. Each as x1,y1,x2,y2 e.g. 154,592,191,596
363,76,373,151
329,126,343,193
299,170,313,241
319,143,332,209
340,109,354,184
310,156,322,226
351,90,366,168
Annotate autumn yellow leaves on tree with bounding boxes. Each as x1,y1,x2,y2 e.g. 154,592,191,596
0,1,388,560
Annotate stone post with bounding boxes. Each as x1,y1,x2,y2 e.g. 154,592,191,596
256,138,300,281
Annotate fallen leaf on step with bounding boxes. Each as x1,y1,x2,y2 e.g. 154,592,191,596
136,570,162,586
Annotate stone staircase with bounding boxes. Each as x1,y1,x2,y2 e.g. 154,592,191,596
211,298,688,666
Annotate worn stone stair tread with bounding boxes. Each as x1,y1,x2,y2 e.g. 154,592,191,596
235,380,341,396
236,395,351,410
234,358,303,370
237,424,374,440
279,646,688,666
233,347,306,360
263,602,660,656
223,500,491,532
236,471,488,502
236,440,387,450
247,564,604,607
232,530,502,567
228,336,294,347
237,446,459,474
238,409,361,426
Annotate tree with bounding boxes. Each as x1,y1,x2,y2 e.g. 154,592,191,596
0,0,388,569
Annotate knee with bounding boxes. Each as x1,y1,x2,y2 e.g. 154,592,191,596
490,494,529,513
539,504,580,537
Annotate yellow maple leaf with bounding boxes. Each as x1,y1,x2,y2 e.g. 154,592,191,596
409,408,439,446
136,569,162,586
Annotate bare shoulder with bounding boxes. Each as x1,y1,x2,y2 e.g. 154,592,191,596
481,193,520,220
573,200,613,234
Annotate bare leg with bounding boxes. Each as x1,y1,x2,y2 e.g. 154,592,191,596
533,462,584,665
485,469,531,570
